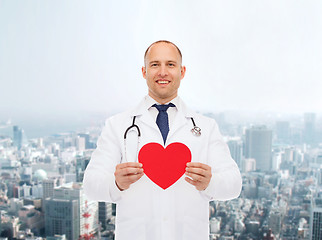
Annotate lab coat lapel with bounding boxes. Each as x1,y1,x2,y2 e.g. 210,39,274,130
167,98,195,141
139,111,159,131
167,111,187,141
130,98,159,132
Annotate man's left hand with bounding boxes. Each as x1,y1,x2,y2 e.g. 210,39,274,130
185,162,212,191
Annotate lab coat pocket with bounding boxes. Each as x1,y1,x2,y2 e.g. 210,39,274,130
183,215,209,240
115,217,146,240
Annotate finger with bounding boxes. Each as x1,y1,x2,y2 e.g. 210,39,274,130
186,162,211,171
117,167,144,176
185,167,208,177
123,167,144,176
124,172,144,183
185,177,208,191
185,177,198,186
185,176,195,185
116,162,143,169
185,172,205,182
116,172,144,191
186,166,212,179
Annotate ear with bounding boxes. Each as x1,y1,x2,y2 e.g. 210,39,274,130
142,66,147,79
180,66,186,80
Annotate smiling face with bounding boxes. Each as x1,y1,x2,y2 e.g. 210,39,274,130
142,42,186,104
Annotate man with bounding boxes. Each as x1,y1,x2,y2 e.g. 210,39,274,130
83,40,242,240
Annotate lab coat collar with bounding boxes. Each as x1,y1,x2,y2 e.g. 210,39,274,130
144,95,180,112
130,95,195,118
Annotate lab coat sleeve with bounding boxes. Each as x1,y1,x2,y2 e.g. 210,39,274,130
200,121,242,201
83,117,123,203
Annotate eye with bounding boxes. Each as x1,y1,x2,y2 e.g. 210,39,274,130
168,63,175,67
151,63,158,67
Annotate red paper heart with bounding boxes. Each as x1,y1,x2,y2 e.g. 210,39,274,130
138,142,191,190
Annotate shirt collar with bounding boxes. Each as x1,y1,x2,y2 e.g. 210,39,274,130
145,95,180,111
131,95,194,118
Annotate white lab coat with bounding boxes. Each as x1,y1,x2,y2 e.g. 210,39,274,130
83,96,242,240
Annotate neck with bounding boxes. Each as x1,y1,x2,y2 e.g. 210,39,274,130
149,94,177,105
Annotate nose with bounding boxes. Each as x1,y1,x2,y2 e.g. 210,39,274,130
158,64,168,77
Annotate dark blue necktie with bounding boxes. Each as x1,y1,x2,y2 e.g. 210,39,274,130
153,103,175,144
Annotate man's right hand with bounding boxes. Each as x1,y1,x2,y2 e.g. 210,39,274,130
114,162,144,191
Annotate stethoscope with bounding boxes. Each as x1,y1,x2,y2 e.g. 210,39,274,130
123,116,201,162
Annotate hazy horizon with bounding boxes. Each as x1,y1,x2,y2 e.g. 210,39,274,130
1,107,321,139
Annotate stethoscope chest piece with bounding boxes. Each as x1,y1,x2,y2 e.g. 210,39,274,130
191,126,201,136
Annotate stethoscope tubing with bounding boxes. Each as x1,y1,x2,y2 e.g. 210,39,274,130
123,116,201,162
124,116,141,139
124,116,201,140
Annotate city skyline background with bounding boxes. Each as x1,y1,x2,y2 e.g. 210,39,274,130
1,0,322,137
1,2,322,238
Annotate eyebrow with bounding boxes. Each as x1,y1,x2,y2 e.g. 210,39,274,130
149,61,159,64
148,60,178,64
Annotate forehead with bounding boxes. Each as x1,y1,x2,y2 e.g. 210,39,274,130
146,43,181,63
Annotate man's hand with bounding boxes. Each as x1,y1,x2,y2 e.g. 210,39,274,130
114,162,144,191
185,162,212,191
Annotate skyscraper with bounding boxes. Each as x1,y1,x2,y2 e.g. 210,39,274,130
304,113,316,145
43,178,62,199
13,125,23,149
53,183,98,238
78,133,91,149
227,138,243,168
44,198,79,240
76,156,90,182
275,121,290,144
245,126,272,172
310,198,322,240
98,202,113,230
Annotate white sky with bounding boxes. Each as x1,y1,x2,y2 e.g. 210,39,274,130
0,0,321,120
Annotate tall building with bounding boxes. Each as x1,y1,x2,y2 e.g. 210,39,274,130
245,126,272,172
44,198,79,240
310,198,322,240
268,210,283,235
76,136,86,151
98,202,113,230
275,121,290,144
304,113,316,145
78,133,91,149
48,183,98,239
317,169,322,186
242,158,256,173
227,138,243,168
76,156,90,182
13,126,23,149
43,178,62,199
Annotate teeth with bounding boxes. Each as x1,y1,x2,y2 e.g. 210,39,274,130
158,81,169,84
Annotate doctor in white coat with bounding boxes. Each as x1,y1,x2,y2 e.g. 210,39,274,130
83,40,242,240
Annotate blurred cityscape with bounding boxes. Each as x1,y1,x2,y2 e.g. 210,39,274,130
0,111,321,240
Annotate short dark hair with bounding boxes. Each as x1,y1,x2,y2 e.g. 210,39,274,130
144,40,182,65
